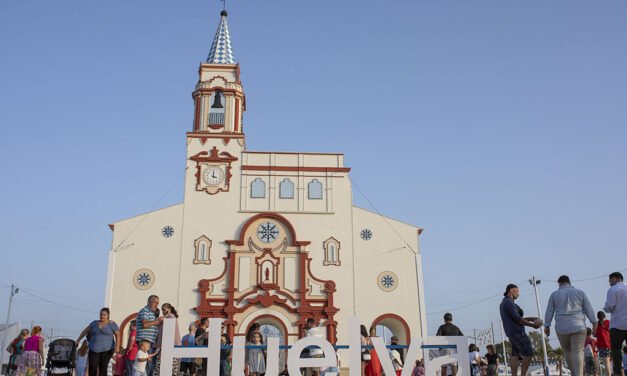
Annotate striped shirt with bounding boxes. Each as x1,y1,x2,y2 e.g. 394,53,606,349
136,306,158,344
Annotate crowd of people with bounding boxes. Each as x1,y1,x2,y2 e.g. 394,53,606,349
498,272,627,376
4,272,625,376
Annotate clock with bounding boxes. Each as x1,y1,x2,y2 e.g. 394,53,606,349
190,147,238,195
202,166,225,186
257,222,280,243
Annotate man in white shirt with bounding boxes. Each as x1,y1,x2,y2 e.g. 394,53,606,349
603,272,627,376
544,275,597,376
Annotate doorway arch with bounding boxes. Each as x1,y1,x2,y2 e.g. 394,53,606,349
371,313,411,345
244,314,289,371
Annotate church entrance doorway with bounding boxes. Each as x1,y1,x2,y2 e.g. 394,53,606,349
245,315,288,371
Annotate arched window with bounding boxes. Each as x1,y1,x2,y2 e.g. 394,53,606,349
194,236,211,265
308,179,323,200
199,243,207,261
279,179,294,199
323,237,340,266
328,244,337,262
251,178,266,198
208,90,225,126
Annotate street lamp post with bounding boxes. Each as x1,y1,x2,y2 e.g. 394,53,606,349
0,284,19,371
530,277,550,376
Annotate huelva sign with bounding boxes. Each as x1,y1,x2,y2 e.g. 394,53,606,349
159,318,470,376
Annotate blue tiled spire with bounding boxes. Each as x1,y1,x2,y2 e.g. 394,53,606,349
206,10,236,64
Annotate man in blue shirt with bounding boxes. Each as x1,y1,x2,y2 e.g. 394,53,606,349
603,272,627,376
544,275,597,376
180,324,197,376
499,284,542,376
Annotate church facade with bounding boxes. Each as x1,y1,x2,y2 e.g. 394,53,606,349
104,10,427,351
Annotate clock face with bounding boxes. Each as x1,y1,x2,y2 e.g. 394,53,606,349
202,166,225,186
257,222,280,243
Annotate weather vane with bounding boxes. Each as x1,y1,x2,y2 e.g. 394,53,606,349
221,0,226,12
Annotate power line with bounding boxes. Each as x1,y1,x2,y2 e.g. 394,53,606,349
537,268,627,283
352,180,416,253
427,292,504,316
112,171,184,252
19,289,98,315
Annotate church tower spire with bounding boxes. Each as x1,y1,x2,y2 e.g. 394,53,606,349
190,10,245,138
206,10,236,64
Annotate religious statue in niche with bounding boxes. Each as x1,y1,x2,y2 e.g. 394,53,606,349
259,260,276,287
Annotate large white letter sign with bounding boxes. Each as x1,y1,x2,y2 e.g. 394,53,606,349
230,335,246,376
422,336,470,376
159,318,223,376
264,336,281,376
348,317,362,376
158,316,470,376
287,336,337,376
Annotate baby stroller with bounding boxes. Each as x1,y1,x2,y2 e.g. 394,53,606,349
45,338,77,376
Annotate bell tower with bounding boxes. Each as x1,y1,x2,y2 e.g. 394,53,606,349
191,10,246,138
185,10,245,201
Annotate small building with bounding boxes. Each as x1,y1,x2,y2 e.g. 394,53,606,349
105,10,427,356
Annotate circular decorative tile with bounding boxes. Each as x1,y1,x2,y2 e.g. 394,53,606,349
360,228,373,241
257,222,280,243
162,226,174,238
133,268,155,290
377,271,398,292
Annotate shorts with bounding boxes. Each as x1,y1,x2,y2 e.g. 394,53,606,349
438,348,458,368
180,361,197,375
509,332,533,358
584,357,598,375
598,348,610,358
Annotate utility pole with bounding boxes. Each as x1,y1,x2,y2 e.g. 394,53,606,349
530,276,550,376
0,284,19,370
491,322,496,346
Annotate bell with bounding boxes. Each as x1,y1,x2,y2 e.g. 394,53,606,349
211,93,224,108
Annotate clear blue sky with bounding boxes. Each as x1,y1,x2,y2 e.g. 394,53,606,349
1,0,626,346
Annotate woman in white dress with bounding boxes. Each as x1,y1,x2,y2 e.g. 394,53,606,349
246,331,266,376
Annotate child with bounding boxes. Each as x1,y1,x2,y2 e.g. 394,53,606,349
412,359,425,376
113,350,126,376
584,328,598,376
246,331,266,376
75,340,88,376
134,340,159,376
596,311,611,376
485,345,499,376
469,344,481,376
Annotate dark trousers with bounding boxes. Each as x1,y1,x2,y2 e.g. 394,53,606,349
126,358,135,376
200,358,207,376
610,328,627,376
89,349,114,376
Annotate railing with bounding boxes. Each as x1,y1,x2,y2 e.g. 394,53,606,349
209,112,225,126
